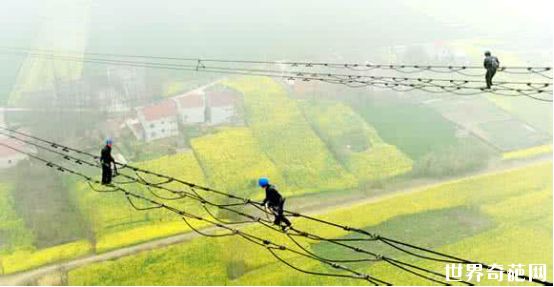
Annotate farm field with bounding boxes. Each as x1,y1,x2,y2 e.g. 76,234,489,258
352,96,498,177
0,168,91,275
0,2,551,286
502,144,553,160
0,182,34,256
351,97,459,161
477,119,550,151
190,127,286,198
72,151,208,252
301,100,413,182
1,80,547,280
487,95,553,136
0,179,90,275
1,240,91,275
224,77,357,194
424,95,550,152
0,151,209,275
67,161,552,285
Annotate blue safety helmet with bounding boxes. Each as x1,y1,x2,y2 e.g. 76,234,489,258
106,138,113,145
258,177,269,187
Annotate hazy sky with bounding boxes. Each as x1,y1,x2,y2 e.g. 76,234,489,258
1,0,552,63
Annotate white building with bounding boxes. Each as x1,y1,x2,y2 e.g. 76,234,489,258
136,99,179,142
206,89,239,125
174,91,206,124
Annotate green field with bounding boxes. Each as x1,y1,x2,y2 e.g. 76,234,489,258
0,173,91,275
486,75,553,136
1,240,91,275
1,2,551,284
503,144,552,160
350,96,498,177
489,95,553,136
0,151,210,275
68,161,552,285
224,77,357,194
191,127,286,198
351,98,459,161
0,183,34,255
301,100,413,182
73,151,208,252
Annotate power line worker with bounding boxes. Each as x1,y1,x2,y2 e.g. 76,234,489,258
259,177,291,231
483,51,500,89
100,138,117,185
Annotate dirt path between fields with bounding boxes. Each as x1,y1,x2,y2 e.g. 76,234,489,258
0,155,550,286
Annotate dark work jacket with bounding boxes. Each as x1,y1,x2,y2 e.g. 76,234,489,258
100,145,115,166
262,184,283,207
483,56,500,70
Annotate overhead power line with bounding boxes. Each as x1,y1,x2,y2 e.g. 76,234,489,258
2,47,552,79
0,128,471,285
14,50,551,87
0,139,395,286
0,135,478,286
1,126,551,286
1,50,552,102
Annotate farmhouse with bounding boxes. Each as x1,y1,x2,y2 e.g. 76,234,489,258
206,88,240,125
174,91,206,124
130,84,242,141
136,99,179,142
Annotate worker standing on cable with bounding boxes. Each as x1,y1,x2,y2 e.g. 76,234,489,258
259,177,292,231
100,138,117,184
483,51,500,89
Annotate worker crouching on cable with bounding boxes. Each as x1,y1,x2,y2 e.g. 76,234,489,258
259,177,292,231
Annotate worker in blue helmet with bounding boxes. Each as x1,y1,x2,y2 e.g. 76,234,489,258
259,177,291,230
100,138,117,184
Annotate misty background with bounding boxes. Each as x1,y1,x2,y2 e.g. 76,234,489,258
0,0,552,285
